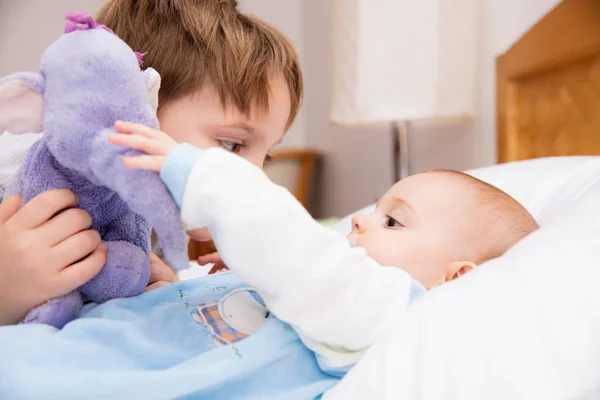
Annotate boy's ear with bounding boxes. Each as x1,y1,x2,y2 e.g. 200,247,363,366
449,260,477,281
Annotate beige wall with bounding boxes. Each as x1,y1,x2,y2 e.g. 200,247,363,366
0,0,106,74
299,0,562,218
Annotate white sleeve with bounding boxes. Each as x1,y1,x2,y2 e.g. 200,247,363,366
0,132,41,198
162,146,420,368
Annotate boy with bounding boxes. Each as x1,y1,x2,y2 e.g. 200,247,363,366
0,0,301,324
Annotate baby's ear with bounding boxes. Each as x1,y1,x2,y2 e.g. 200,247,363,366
450,260,477,280
141,68,161,113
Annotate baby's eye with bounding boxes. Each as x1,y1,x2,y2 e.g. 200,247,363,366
218,140,244,154
385,215,403,228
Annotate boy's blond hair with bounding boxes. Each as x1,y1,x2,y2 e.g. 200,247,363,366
96,0,302,127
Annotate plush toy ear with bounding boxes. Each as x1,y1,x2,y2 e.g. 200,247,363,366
141,68,161,113
0,73,45,134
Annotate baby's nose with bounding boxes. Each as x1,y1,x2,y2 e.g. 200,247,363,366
351,214,369,234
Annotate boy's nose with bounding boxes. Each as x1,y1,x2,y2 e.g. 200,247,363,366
351,213,369,234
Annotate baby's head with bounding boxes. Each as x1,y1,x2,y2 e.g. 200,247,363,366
347,170,538,289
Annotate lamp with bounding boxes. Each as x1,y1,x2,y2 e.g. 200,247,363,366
330,0,478,182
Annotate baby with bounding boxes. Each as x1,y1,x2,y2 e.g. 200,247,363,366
107,121,539,367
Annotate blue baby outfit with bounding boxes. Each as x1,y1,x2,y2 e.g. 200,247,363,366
0,272,339,400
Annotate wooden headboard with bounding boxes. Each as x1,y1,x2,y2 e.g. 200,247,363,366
496,0,600,163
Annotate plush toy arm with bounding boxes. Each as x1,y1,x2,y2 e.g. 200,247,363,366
79,240,150,303
78,196,152,303
89,128,189,271
78,195,153,303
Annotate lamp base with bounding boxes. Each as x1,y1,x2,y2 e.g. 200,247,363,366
392,121,411,183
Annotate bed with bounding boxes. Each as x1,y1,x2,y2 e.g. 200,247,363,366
496,0,600,163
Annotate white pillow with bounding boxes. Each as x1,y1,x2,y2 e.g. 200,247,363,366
329,156,599,235
324,156,600,400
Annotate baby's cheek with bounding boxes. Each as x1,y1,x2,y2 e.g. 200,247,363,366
372,245,427,280
363,240,399,267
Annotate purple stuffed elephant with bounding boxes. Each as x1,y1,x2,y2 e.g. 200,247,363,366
0,13,189,328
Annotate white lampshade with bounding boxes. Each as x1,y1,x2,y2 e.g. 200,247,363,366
330,0,479,125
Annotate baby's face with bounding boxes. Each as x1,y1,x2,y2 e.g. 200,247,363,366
347,173,475,289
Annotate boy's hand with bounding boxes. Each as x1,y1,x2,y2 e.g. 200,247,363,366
109,120,177,171
145,253,179,292
0,190,106,325
197,252,229,275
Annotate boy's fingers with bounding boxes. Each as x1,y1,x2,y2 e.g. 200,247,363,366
12,189,78,229
197,252,222,265
59,242,107,290
145,281,169,292
109,133,165,156
39,208,92,246
187,227,212,242
208,262,229,275
149,255,179,284
0,195,23,224
123,155,164,172
115,120,161,139
53,230,102,270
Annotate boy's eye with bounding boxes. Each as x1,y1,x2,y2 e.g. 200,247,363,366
219,140,244,154
385,215,403,228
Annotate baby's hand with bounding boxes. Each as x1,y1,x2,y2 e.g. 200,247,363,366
109,121,177,172
0,190,106,325
145,253,179,292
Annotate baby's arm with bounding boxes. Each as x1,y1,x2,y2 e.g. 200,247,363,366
166,146,424,368
110,123,423,370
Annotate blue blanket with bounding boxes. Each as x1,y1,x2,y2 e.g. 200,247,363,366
0,272,339,399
